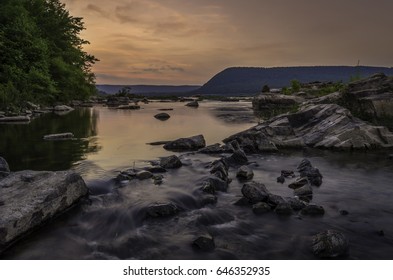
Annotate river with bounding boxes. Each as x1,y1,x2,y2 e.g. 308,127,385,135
1,101,393,259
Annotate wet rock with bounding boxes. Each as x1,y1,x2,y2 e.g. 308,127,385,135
192,235,215,251
312,230,349,258
0,170,88,252
201,181,215,194
287,197,307,211
43,132,74,141
146,141,171,146
267,194,286,207
145,202,179,218
136,170,153,180
300,204,325,216
241,181,270,203
152,174,164,185
144,166,167,173
117,169,137,181
297,159,323,186
236,165,254,180
293,184,313,197
163,135,206,151
252,202,272,214
185,100,199,107
339,210,349,216
0,157,10,178
224,103,393,151
154,113,170,120
206,176,229,192
252,93,303,112
276,175,285,184
281,170,295,178
288,177,308,189
275,202,293,215
199,143,232,154
233,197,251,206
160,155,182,169
226,149,248,166
199,194,217,206
210,160,229,180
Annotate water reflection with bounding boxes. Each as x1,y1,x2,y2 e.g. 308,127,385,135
0,108,101,171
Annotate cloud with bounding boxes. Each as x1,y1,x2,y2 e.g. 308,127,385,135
85,4,111,18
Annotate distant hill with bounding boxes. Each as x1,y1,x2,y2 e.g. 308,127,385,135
196,66,393,95
96,85,200,96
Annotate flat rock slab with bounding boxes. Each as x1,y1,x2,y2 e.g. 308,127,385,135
163,134,206,151
0,170,88,253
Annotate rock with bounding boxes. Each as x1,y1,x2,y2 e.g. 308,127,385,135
234,197,251,206
281,170,295,178
389,154,393,160
54,105,73,111
339,210,349,216
288,177,308,189
297,159,323,186
226,149,248,165
146,141,171,146
0,116,30,123
236,165,254,180
267,194,286,207
185,100,199,107
198,143,232,154
241,181,270,203
160,155,182,169
287,197,307,211
26,102,39,110
252,93,303,112
276,175,285,184
0,157,10,178
206,176,229,192
144,166,167,173
275,202,293,215
210,160,229,180
201,181,215,194
163,135,206,151
154,113,170,120
252,202,271,214
224,103,393,151
136,170,153,180
152,174,164,185
117,105,140,110
158,108,173,111
312,230,349,258
293,184,313,197
43,132,74,141
0,170,88,252
192,235,215,251
145,202,179,218
300,204,325,216
199,194,218,206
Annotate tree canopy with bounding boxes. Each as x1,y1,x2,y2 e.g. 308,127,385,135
0,0,97,110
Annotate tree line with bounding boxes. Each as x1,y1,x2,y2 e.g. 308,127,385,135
0,0,97,110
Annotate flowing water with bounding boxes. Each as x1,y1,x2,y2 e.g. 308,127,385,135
1,101,393,259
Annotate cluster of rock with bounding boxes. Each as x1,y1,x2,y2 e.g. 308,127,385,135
0,157,88,254
224,103,393,151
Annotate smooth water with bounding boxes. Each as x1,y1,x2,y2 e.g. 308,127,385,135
1,101,393,259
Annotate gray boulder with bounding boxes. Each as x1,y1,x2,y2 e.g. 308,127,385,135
236,165,254,180
224,103,393,151
312,230,349,258
0,157,10,178
163,135,206,151
0,170,87,252
160,155,182,169
241,181,270,203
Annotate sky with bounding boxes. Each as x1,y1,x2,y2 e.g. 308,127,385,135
62,0,393,85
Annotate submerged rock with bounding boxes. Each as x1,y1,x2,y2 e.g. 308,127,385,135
0,170,88,253
275,202,293,215
287,197,307,211
300,204,325,216
293,184,313,197
192,235,215,251
276,175,285,184
312,230,349,258
160,155,182,169
236,165,254,180
241,181,270,203
145,202,180,218
163,135,206,151
288,177,308,189
252,202,271,214
281,170,295,178
185,100,199,107
43,132,74,141
0,157,10,178
297,159,323,186
224,103,393,151
136,170,153,180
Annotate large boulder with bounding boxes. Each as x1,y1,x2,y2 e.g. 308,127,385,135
224,103,393,151
0,170,88,252
163,135,206,151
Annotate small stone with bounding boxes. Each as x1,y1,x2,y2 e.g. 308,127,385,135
339,210,349,216
287,197,307,211
293,184,313,197
146,202,179,218
192,235,215,251
236,165,254,180
201,181,215,194
312,230,349,258
288,177,308,189
300,204,325,216
160,155,182,169
276,175,285,184
275,202,293,215
281,170,295,178
136,170,153,180
154,113,170,120
186,100,199,108
252,202,272,214
378,230,385,237
152,174,164,185
241,181,270,203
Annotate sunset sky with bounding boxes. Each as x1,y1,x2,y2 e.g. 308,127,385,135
63,0,393,85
